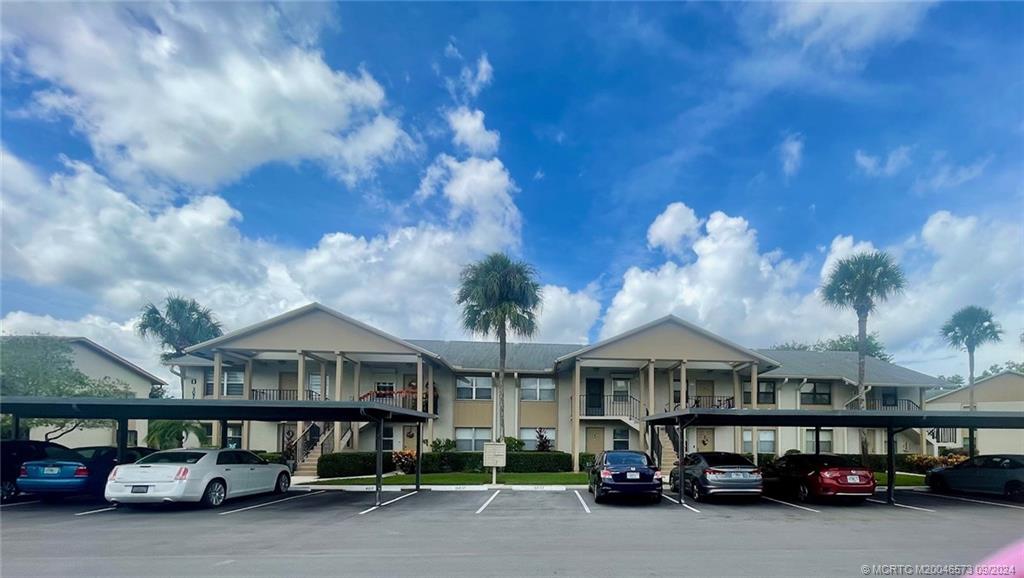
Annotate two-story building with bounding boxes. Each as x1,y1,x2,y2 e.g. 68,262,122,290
168,303,946,473
926,371,1024,454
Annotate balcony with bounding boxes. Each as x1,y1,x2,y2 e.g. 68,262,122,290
865,398,921,411
359,388,439,414
577,394,641,420
250,389,322,401
664,396,736,412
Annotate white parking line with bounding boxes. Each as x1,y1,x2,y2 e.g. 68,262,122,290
476,490,501,514
1,500,40,508
74,506,117,517
912,491,1024,511
866,498,935,512
761,496,819,513
359,490,419,515
661,493,701,513
219,490,325,516
573,490,591,514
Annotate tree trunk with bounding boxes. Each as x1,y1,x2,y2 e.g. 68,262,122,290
45,421,82,442
967,346,976,457
497,325,506,441
857,312,870,466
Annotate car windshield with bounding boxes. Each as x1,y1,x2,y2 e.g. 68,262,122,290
41,446,86,462
74,447,109,460
703,453,754,466
136,451,207,465
605,452,650,466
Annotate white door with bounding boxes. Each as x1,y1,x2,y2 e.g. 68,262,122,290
244,452,279,492
217,451,251,495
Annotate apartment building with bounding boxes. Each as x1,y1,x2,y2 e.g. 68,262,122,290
926,371,1024,454
167,303,946,473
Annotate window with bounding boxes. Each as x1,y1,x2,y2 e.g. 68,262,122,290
742,429,753,453
804,429,834,453
757,381,776,404
226,424,242,449
374,380,395,394
521,377,556,401
605,451,650,466
519,428,556,450
307,373,323,396
882,392,898,407
201,422,213,440
758,430,776,454
612,427,629,450
456,376,492,400
382,426,394,451
455,428,490,451
216,451,241,465
672,380,681,404
204,368,244,396
742,383,751,405
612,378,631,402
800,382,831,405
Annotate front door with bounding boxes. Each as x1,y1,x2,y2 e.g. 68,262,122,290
403,426,418,451
586,427,604,453
585,378,604,416
696,428,715,451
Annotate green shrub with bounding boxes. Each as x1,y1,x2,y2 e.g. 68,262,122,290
421,452,483,473
578,452,596,470
260,452,286,465
318,452,395,478
503,437,526,452
430,438,456,452
504,451,572,472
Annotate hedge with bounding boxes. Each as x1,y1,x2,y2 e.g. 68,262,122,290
318,452,395,478
421,452,484,473
578,453,596,470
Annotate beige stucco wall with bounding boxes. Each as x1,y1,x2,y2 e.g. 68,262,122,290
519,401,558,429
582,321,762,363
453,400,493,428
212,308,417,354
929,373,1024,406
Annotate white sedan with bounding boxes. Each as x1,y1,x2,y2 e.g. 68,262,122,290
105,448,290,508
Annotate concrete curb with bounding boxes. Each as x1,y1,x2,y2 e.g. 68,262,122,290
295,484,590,492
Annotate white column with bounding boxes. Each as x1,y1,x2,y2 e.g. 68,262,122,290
750,362,759,465
296,352,306,449
679,361,687,408
647,360,655,453
733,368,742,451
427,364,435,445
352,361,361,450
212,351,223,400
334,352,344,452
319,361,327,402
416,355,424,413
243,359,253,400
572,359,581,472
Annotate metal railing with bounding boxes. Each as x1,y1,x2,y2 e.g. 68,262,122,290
577,394,641,420
359,389,439,413
286,422,322,464
250,389,321,401
665,424,680,454
865,398,921,411
928,427,958,443
320,422,336,455
651,427,662,468
665,396,736,412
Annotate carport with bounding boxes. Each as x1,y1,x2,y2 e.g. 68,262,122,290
2,396,430,506
644,408,1024,507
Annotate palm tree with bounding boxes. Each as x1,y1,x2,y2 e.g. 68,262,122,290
457,253,542,440
941,306,1002,456
145,420,210,450
821,251,906,462
136,295,223,361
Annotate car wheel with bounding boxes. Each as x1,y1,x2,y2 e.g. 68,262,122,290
274,473,291,494
201,480,227,508
690,481,702,502
797,482,811,503
593,487,605,504
1005,481,1024,503
1,480,17,502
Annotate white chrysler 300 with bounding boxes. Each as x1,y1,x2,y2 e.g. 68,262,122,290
105,448,291,507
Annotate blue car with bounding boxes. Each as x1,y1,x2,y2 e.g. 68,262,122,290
588,450,663,503
17,446,152,500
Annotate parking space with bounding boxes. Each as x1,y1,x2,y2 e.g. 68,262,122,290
4,488,1023,577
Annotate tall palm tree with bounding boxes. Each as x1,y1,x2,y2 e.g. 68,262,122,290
941,306,1002,456
821,251,906,462
145,420,210,450
136,295,223,361
457,253,542,440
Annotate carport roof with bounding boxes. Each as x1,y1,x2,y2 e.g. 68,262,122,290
0,396,431,422
643,408,1024,429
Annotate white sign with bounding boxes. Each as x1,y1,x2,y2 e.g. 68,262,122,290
483,442,507,468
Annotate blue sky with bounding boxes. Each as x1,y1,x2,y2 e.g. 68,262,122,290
1,2,1022,383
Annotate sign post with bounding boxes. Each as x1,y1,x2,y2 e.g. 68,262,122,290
483,442,507,485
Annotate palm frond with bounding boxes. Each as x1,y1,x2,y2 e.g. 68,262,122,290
941,305,1003,351
820,251,906,315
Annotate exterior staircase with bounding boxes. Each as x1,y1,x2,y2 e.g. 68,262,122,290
658,428,677,470
293,443,322,477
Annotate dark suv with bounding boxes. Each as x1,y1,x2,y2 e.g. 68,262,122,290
1,440,73,501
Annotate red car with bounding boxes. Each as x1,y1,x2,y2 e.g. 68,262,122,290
762,454,876,503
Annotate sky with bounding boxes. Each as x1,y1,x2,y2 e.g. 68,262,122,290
1,2,1022,388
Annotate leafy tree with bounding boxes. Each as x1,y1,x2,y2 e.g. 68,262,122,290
978,361,1024,379
0,335,132,441
936,374,965,387
456,253,542,440
813,333,894,363
148,383,168,399
769,340,811,351
136,295,223,361
145,420,210,450
821,251,906,463
535,428,553,452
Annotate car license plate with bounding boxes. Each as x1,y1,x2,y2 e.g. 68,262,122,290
43,467,60,475
626,472,640,480
731,472,744,478
131,485,149,494
847,475,861,483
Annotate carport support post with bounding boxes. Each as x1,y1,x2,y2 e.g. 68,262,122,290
415,422,422,490
677,416,684,507
375,418,384,506
814,427,821,455
219,420,228,448
885,427,896,505
116,417,129,464
10,414,20,440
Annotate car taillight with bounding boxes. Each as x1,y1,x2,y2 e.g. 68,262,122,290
174,467,189,481
704,468,725,477
599,469,613,479
108,467,119,481
18,466,27,478
820,469,841,479
751,468,762,477
654,470,663,480
73,466,89,477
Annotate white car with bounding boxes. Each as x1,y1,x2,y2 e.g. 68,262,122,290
105,448,290,508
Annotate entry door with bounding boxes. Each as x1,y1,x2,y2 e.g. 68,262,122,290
696,428,715,451
403,426,418,451
585,427,604,453
585,378,604,416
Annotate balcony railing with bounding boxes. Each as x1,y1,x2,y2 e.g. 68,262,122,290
865,398,921,411
359,389,439,413
577,394,641,420
665,396,736,412
250,389,321,401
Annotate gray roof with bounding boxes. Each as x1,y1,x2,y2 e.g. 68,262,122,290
756,349,944,388
406,340,581,372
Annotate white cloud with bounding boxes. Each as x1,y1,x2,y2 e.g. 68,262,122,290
462,54,493,98
819,235,877,282
780,133,804,177
855,146,912,177
446,107,500,156
913,155,992,193
533,169,545,181
444,38,463,60
1,3,411,190
646,202,703,256
534,285,601,344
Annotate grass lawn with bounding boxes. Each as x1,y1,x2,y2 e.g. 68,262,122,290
310,472,589,486
874,472,926,486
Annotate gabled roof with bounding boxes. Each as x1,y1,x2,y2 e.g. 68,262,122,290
0,335,166,385
757,349,944,388
184,303,446,364
406,340,581,372
554,315,780,368
927,370,1024,402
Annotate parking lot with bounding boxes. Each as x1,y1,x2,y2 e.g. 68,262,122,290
2,487,1021,577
